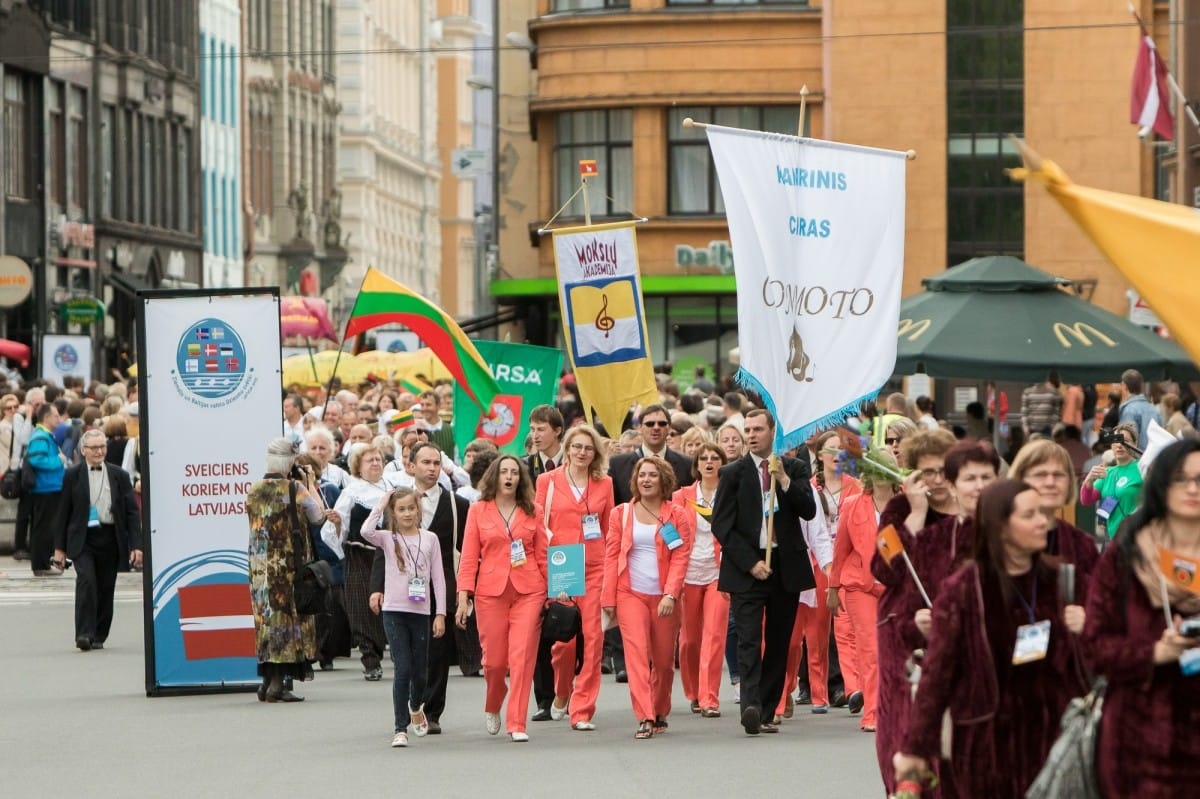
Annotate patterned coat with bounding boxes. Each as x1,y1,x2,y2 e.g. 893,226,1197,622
247,477,325,666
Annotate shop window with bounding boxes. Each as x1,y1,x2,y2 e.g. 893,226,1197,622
667,106,797,215
551,0,630,10
553,109,633,219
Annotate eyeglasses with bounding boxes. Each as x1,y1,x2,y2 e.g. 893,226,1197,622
820,447,840,456
1171,473,1200,489
2,405,16,412
697,454,723,462
81,445,106,452
884,437,902,445
643,420,670,428
1026,470,1070,482
568,443,595,453
919,467,947,480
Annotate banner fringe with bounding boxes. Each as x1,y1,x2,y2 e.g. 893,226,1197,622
734,367,881,453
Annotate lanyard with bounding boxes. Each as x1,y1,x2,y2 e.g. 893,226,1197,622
498,503,519,542
1011,573,1038,624
566,470,591,515
392,532,424,577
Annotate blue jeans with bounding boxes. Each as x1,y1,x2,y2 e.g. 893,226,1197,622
382,611,431,732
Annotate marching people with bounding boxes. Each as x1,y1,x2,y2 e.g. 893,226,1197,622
1080,421,1143,541
1082,437,1200,795
603,455,692,739
534,425,614,731
827,449,903,733
456,455,547,742
53,429,142,651
245,438,332,703
321,443,393,681
715,420,747,699
525,404,564,724
870,427,956,795
711,409,817,736
296,453,350,670
360,487,446,748
674,441,728,718
893,479,1088,798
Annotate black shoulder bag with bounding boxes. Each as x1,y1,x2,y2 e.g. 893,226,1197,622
0,423,21,500
288,480,333,615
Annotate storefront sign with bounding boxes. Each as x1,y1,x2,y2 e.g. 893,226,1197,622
675,241,734,273
0,255,33,307
59,296,106,325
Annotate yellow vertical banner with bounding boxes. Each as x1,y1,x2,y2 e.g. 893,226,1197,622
552,221,658,436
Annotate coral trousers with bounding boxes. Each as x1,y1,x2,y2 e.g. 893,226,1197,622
616,586,680,722
679,581,729,710
475,581,543,733
551,573,604,724
839,587,879,728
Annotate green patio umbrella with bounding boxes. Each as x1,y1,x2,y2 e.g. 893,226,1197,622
894,256,1199,383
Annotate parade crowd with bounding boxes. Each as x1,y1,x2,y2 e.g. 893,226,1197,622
3,365,1200,795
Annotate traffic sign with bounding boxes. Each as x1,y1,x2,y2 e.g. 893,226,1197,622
451,148,490,177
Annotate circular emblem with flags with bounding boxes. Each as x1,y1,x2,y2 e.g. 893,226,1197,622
174,318,248,401
53,344,79,372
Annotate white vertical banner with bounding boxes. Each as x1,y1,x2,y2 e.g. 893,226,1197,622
41,334,93,385
140,290,281,693
705,125,907,450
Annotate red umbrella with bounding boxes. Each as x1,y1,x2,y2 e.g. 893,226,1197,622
0,339,31,367
279,296,338,341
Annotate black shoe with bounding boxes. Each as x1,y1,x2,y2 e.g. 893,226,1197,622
75,635,92,652
830,688,848,708
319,660,334,671
615,669,628,684
531,706,553,722
91,641,104,650
847,690,864,714
257,683,268,702
364,667,383,681
265,690,305,703
796,686,811,705
759,721,780,734
741,705,761,736
425,721,442,735
12,549,29,561
600,656,614,675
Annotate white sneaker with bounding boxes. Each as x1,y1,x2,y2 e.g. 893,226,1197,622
410,704,429,737
732,683,741,704
485,712,501,735
390,731,408,748
550,701,568,721
572,721,596,731
510,731,529,742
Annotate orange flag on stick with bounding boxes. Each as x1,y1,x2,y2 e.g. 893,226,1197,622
1159,547,1200,595
877,524,904,565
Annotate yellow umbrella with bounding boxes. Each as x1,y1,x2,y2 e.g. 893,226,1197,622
357,348,453,384
281,350,370,388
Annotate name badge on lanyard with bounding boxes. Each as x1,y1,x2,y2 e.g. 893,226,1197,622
408,576,427,602
1012,620,1051,665
510,539,527,567
88,505,101,528
659,522,683,551
582,513,602,540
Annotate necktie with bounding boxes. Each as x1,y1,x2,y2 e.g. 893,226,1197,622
760,459,770,492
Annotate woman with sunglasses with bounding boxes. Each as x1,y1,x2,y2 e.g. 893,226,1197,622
533,425,614,731
674,441,728,718
0,394,18,475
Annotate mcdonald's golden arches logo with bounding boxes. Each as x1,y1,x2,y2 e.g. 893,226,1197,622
1052,322,1118,348
897,318,930,341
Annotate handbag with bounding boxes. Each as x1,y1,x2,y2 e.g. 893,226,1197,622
289,480,333,615
1024,678,1106,799
1,425,22,500
540,598,584,675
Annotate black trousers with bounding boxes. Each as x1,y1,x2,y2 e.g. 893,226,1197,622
731,568,799,717
28,491,61,571
74,524,120,643
532,637,555,709
424,617,456,722
14,489,31,552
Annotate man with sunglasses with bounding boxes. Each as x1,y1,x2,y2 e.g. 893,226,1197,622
54,429,142,650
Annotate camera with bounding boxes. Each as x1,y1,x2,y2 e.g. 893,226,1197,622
1180,616,1200,638
1097,428,1125,446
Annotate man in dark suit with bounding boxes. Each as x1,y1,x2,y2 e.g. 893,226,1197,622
401,442,468,733
711,409,816,735
524,404,564,721
53,429,142,651
603,404,696,682
607,404,694,504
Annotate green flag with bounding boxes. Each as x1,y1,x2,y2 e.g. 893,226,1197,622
452,341,563,458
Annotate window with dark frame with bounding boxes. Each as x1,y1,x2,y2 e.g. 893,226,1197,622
69,87,87,211
553,109,633,219
101,104,115,218
48,82,66,208
3,74,31,200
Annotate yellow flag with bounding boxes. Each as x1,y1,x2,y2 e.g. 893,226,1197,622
551,221,659,437
1010,145,1200,365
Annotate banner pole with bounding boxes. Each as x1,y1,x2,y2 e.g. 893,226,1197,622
797,84,809,137
764,457,777,571
582,175,592,226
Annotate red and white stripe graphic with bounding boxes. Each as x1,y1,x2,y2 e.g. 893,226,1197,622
1131,34,1174,141
177,583,256,660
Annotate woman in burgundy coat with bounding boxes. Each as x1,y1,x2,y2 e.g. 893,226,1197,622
893,480,1087,798
1083,439,1200,797
870,429,956,795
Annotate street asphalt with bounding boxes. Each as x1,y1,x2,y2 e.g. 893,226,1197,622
0,554,886,799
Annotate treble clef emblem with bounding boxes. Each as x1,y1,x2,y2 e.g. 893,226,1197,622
595,294,615,338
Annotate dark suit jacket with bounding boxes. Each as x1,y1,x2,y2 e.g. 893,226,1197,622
371,488,469,617
525,451,560,482
711,453,816,594
608,447,695,505
55,462,141,560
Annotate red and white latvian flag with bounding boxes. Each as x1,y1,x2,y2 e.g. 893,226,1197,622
1131,32,1174,141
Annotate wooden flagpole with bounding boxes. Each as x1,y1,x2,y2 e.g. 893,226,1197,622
765,456,777,570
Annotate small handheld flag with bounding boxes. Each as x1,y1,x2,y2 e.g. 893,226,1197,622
1159,546,1200,594
579,159,598,177
386,408,415,433
686,499,713,520
876,524,904,565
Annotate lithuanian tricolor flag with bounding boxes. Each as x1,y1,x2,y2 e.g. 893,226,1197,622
386,408,415,432
345,268,500,410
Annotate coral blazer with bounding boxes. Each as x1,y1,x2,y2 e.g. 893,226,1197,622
535,469,614,573
457,500,548,598
601,500,693,607
829,491,884,595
